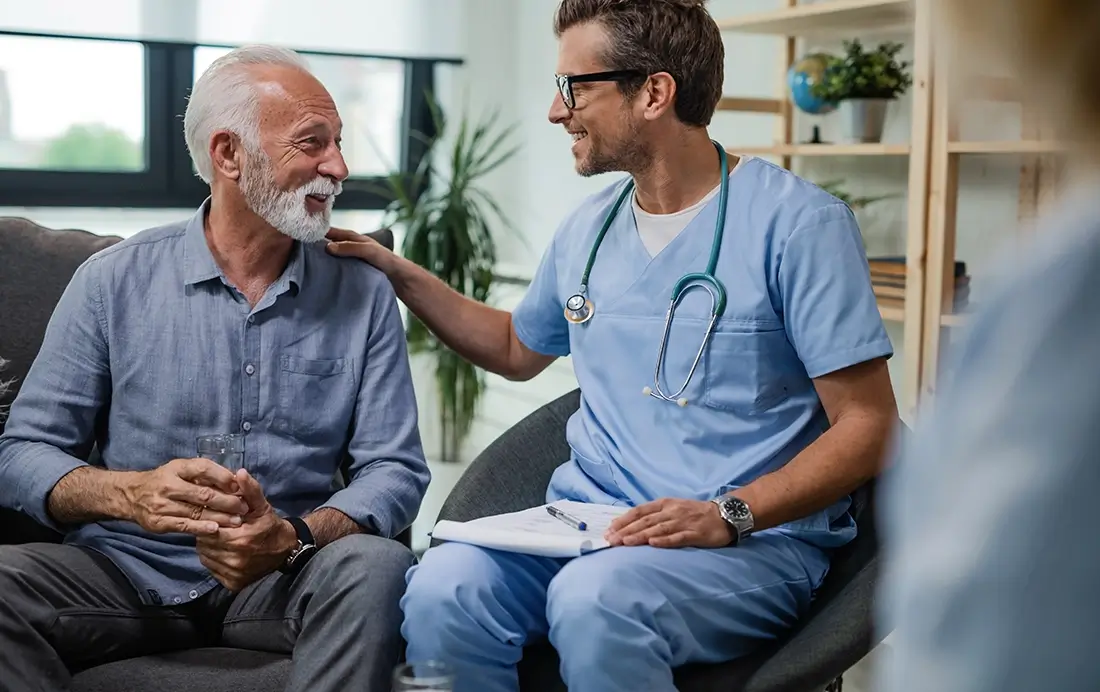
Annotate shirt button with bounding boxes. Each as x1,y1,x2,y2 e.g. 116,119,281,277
173,596,182,604
189,590,199,599
245,364,255,376
242,421,252,432
247,315,256,324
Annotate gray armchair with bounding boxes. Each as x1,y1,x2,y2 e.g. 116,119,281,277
0,216,404,691
436,388,889,692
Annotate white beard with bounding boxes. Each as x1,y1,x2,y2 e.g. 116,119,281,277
239,151,342,244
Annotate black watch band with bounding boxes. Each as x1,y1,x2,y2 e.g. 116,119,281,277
280,516,318,575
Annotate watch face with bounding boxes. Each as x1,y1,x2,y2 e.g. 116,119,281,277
724,497,751,520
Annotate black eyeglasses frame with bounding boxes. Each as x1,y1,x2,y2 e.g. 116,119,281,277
555,70,647,108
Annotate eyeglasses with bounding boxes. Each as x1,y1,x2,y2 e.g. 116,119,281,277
555,70,645,109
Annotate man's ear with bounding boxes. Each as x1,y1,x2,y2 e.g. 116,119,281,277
210,131,243,181
639,72,677,121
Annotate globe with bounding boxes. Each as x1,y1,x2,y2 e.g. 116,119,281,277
787,53,836,115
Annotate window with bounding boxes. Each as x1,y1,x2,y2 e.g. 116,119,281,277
0,35,145,172
0,29,459,210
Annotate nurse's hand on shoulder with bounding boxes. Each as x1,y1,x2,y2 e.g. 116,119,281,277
604,498,732,549
325,228,392,271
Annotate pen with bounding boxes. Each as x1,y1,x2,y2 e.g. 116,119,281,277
546,505,587,531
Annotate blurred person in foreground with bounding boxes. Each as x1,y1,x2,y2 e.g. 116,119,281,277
0,45,428,692
877,2,1100,691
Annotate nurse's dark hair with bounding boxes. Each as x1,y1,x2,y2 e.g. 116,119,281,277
553,0,723,128
938,0,1100,160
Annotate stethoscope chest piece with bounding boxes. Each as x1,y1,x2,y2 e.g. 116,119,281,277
564,292,594,324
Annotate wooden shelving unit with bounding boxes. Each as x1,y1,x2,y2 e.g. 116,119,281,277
717,0,932,416
918,21,1068,406
716,0,1071,416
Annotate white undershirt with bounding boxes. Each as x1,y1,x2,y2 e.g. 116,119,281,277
632,155,751,258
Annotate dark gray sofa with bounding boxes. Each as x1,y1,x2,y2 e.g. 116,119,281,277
0,216,404,691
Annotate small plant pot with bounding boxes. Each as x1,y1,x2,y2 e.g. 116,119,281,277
838,98,891,143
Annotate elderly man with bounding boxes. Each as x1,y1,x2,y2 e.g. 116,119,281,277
0,45,428,692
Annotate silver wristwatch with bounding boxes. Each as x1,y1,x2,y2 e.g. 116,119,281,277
711,495,754,546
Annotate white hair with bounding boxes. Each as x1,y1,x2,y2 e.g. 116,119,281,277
184,44,313,183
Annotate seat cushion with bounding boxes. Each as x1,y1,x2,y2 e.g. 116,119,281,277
70,648,291,692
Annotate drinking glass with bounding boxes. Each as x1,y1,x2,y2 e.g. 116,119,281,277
392,661,454,691
196,433,245,472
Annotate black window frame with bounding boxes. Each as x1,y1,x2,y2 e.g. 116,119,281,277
0,29,459,210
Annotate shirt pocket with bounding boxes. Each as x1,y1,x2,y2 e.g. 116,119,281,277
702,328,793,415
276,355,356,440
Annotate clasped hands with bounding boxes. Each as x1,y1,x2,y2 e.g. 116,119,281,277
604,497,736,549
126,458,297,591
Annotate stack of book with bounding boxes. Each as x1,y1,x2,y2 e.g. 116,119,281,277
868,256,970,313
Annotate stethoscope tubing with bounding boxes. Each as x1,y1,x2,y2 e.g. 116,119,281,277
564,140,732,406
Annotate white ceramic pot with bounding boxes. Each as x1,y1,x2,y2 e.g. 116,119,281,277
839,98,891,143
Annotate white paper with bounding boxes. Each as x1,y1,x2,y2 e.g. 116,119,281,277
430,501,631,558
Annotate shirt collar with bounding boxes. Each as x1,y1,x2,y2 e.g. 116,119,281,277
182,199,221,287
182,197,306,295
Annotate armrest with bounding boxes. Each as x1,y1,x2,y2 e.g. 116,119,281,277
365,228,394,252
435,388,581,528
739,556,879,692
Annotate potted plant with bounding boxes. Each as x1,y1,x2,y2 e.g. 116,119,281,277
812,39,913,143
374,95,521,463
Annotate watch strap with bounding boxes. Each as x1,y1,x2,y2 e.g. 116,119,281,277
280,516,317,574
286,516,315,546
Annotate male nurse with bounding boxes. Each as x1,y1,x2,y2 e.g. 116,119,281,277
326,1,898,690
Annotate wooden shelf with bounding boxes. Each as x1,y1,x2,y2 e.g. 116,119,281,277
948,140,1067,154
730,143,910,157
717,0,912,36
877,300,905,323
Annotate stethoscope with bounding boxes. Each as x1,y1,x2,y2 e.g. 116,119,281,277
564,140,729,407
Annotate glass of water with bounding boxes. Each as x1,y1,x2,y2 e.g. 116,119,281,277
392,661,454,691
196,433,245,473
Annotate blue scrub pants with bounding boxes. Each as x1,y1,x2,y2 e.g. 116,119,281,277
400,532,830,692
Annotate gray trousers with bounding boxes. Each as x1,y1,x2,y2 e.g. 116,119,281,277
0,533,415,692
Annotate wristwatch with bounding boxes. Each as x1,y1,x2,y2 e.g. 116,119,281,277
711,495,754,546
279,516,318,575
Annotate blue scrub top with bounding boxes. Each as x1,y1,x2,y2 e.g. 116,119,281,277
512,156,893,550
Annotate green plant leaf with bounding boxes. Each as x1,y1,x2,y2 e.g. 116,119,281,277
809,39,913,102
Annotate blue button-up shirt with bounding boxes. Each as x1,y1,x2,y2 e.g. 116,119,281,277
0,202,430,607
